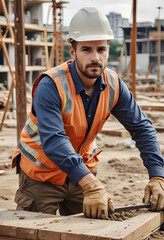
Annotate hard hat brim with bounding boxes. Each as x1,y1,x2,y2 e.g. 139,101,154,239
66,34,114,45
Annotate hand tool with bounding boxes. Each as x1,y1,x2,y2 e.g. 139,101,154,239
114,203,151,213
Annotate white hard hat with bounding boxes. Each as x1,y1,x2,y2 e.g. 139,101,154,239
67,7,114,45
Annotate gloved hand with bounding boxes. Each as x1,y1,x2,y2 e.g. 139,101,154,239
144,177,164,211
81,178,114,219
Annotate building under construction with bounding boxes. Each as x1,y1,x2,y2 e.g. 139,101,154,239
0,2,164,239
0,0,67,134
122,24,164,81
0,0,65,89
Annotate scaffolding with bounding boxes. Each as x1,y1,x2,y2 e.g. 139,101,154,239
0,0,68,134
50,0,67,67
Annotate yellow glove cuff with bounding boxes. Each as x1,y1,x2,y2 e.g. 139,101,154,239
150,177,164,190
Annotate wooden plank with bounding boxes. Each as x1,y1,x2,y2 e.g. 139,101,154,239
25,40,53,47
16,227,38,240
101,125,164,134
0,37,53,46
0,237,24,240
44,28,50,69
0,0,14,38
0,210,164,240
101,128,130,137
0,21,53,33
0,65,47,73
155,126,164,132
145,62,154,82
0,28,15,131
140,105,164,111
0,225,16,238
38,230,60,240
27,46,31,66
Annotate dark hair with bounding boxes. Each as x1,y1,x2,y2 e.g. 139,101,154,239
70,39,110,50
70,39,77,50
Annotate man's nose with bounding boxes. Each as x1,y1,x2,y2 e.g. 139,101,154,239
91,51,100,62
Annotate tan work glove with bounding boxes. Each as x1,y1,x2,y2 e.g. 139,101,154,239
81,178,114,219
144,177,164,211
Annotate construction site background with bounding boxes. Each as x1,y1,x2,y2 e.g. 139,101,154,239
0,1,164,239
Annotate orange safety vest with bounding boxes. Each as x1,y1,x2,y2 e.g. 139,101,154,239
12,60,119,185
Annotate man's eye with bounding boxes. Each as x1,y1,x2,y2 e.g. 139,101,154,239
98,48,106,52
82,48,89,51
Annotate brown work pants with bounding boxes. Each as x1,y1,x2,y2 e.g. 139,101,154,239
15,169,83,216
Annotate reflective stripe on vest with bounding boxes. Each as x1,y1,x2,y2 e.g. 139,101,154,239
18,139,49,169
25,117,42,147
106,69,117,111
52,66,73,113
17,116,49,169
51,67,117,114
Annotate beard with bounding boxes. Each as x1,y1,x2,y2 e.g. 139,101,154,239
75,57,105,79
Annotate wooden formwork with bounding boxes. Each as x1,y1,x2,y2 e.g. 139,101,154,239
0,210,164,240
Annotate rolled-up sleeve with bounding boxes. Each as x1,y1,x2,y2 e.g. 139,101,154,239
111,77,164,179
33,75,90,185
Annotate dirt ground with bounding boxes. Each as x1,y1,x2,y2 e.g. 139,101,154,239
0,96,164,239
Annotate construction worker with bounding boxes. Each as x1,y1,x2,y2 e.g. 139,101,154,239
12,7,164,219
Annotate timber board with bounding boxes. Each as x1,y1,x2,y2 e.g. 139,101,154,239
0,210,164,240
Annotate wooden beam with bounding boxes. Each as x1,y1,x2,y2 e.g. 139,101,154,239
27,46,31,66
0,27,15,131
145,62,154,82
0,0,14,39
125,58,131,78
0,210,163,240
0,237,24,240
0,65,47,73
14,0,27,140
140,105,164,111
1,37,53,47
0,29,15,81
157,18,161,88
0,21,53,33
155,126,164,132
101,129,130,137
44,2,51,69
49,0,57,68
44,29,50,69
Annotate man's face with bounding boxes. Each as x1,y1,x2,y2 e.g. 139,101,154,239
69,40,109,80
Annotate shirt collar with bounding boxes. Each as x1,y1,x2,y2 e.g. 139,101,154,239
68,60,106,95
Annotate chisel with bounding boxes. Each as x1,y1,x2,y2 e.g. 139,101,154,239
114,203,151,213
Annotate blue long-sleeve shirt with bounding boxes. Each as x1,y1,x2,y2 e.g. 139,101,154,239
33,61,164,185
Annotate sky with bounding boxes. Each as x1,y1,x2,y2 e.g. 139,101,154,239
43,0,164,27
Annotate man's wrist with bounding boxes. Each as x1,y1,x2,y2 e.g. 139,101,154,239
78,173,97,187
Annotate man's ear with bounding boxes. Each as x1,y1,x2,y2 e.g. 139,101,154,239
107,45,110,58
69,46,75,60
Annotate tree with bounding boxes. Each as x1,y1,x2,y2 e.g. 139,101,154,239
109,41,123,60
64,46,70,61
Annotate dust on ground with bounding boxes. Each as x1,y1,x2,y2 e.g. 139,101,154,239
0,97,164,239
